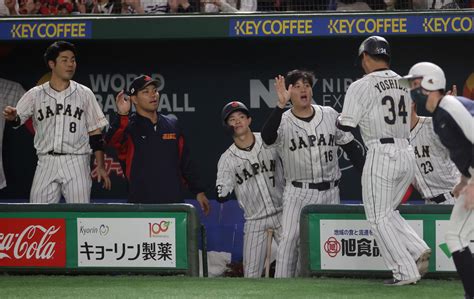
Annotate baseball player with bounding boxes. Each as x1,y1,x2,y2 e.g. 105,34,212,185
216,101,283,278
400,62,474,298
409,100,458,205
261,70,365,278
0,78,25,189
2,41,111,203
106,75,210,215
337,36,430,286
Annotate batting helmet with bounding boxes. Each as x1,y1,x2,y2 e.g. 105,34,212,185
400,62,446,91
358,36,390,59
221,101,250,125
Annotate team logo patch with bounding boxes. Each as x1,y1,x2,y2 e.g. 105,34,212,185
162,133,176,140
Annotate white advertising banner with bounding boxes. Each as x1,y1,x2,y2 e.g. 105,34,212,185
77,218,176,267
320,219,423,270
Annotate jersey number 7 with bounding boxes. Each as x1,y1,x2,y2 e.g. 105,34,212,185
382,95,408,125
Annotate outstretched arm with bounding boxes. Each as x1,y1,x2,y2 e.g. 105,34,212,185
261,75,291,145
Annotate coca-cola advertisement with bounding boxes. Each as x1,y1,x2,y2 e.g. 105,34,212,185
0,219,66,267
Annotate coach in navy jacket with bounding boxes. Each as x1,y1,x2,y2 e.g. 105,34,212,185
106,75,210,215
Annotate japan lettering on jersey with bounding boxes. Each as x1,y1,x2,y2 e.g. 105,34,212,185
273,105,353,182
216,133,283,221
411,116,460,199
340,70,410,142
15,81,108,154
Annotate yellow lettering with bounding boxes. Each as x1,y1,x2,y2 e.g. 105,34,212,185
282,20,289,34
366,19,375,33
262,20,271,35
11,24,20,38
338,19,348,33
244,21,252,35
57,23,64,37
289,20,297,34
462,17,472,31
452,17,461,32
305,20,312,34
356,19,364,33
271,20,281,35
434,19,443,32
399,18,407,32
20,24,28,38
254,21,262,34
38,23,46,38
440,17,450,32
46,24,56,38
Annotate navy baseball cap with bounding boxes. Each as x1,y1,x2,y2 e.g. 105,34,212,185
127,75,160,96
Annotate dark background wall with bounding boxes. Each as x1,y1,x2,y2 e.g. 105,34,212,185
1,36,473,202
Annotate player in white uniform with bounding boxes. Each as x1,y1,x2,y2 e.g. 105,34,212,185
0,78,25,189
216,101,283,278
261,70,365,278
337,36,430,286
2,41,111,203
410,101,458,205
401,62,474,299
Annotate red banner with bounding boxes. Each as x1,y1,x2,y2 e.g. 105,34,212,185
0,218,66,267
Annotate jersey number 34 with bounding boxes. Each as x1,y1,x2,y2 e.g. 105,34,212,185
382,95,408,125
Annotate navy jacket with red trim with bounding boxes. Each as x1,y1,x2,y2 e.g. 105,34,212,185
106,112,205,204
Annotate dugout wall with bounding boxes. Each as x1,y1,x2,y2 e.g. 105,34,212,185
0,203,201,275
300,204,471,277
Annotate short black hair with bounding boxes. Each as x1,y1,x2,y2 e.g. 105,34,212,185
285,69,315,89
43,41,76,68
365,53,390,65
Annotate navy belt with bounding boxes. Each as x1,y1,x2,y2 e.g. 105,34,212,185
291,180,340,191
428,192,453,204
47,151,67,156
380,138,394,144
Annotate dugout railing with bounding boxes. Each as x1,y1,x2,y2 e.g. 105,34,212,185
0,203,201,276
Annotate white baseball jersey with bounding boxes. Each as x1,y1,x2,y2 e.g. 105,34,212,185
15,80,108,203
216,133,283,277
0,78,25,189
340,69,429,282
216,133,283,220
339,70,411,142
270,104,353,278
16,80,108,154
411,116,458,203
274,104,353,182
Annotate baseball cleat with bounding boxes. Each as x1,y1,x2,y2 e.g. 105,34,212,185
383,277,419,286
416,249,431,277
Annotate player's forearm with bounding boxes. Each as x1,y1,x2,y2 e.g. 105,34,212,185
94,150,106,169
261,107,284,145
336,115,356,132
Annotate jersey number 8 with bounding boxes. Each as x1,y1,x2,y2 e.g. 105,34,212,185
69,122,77,133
